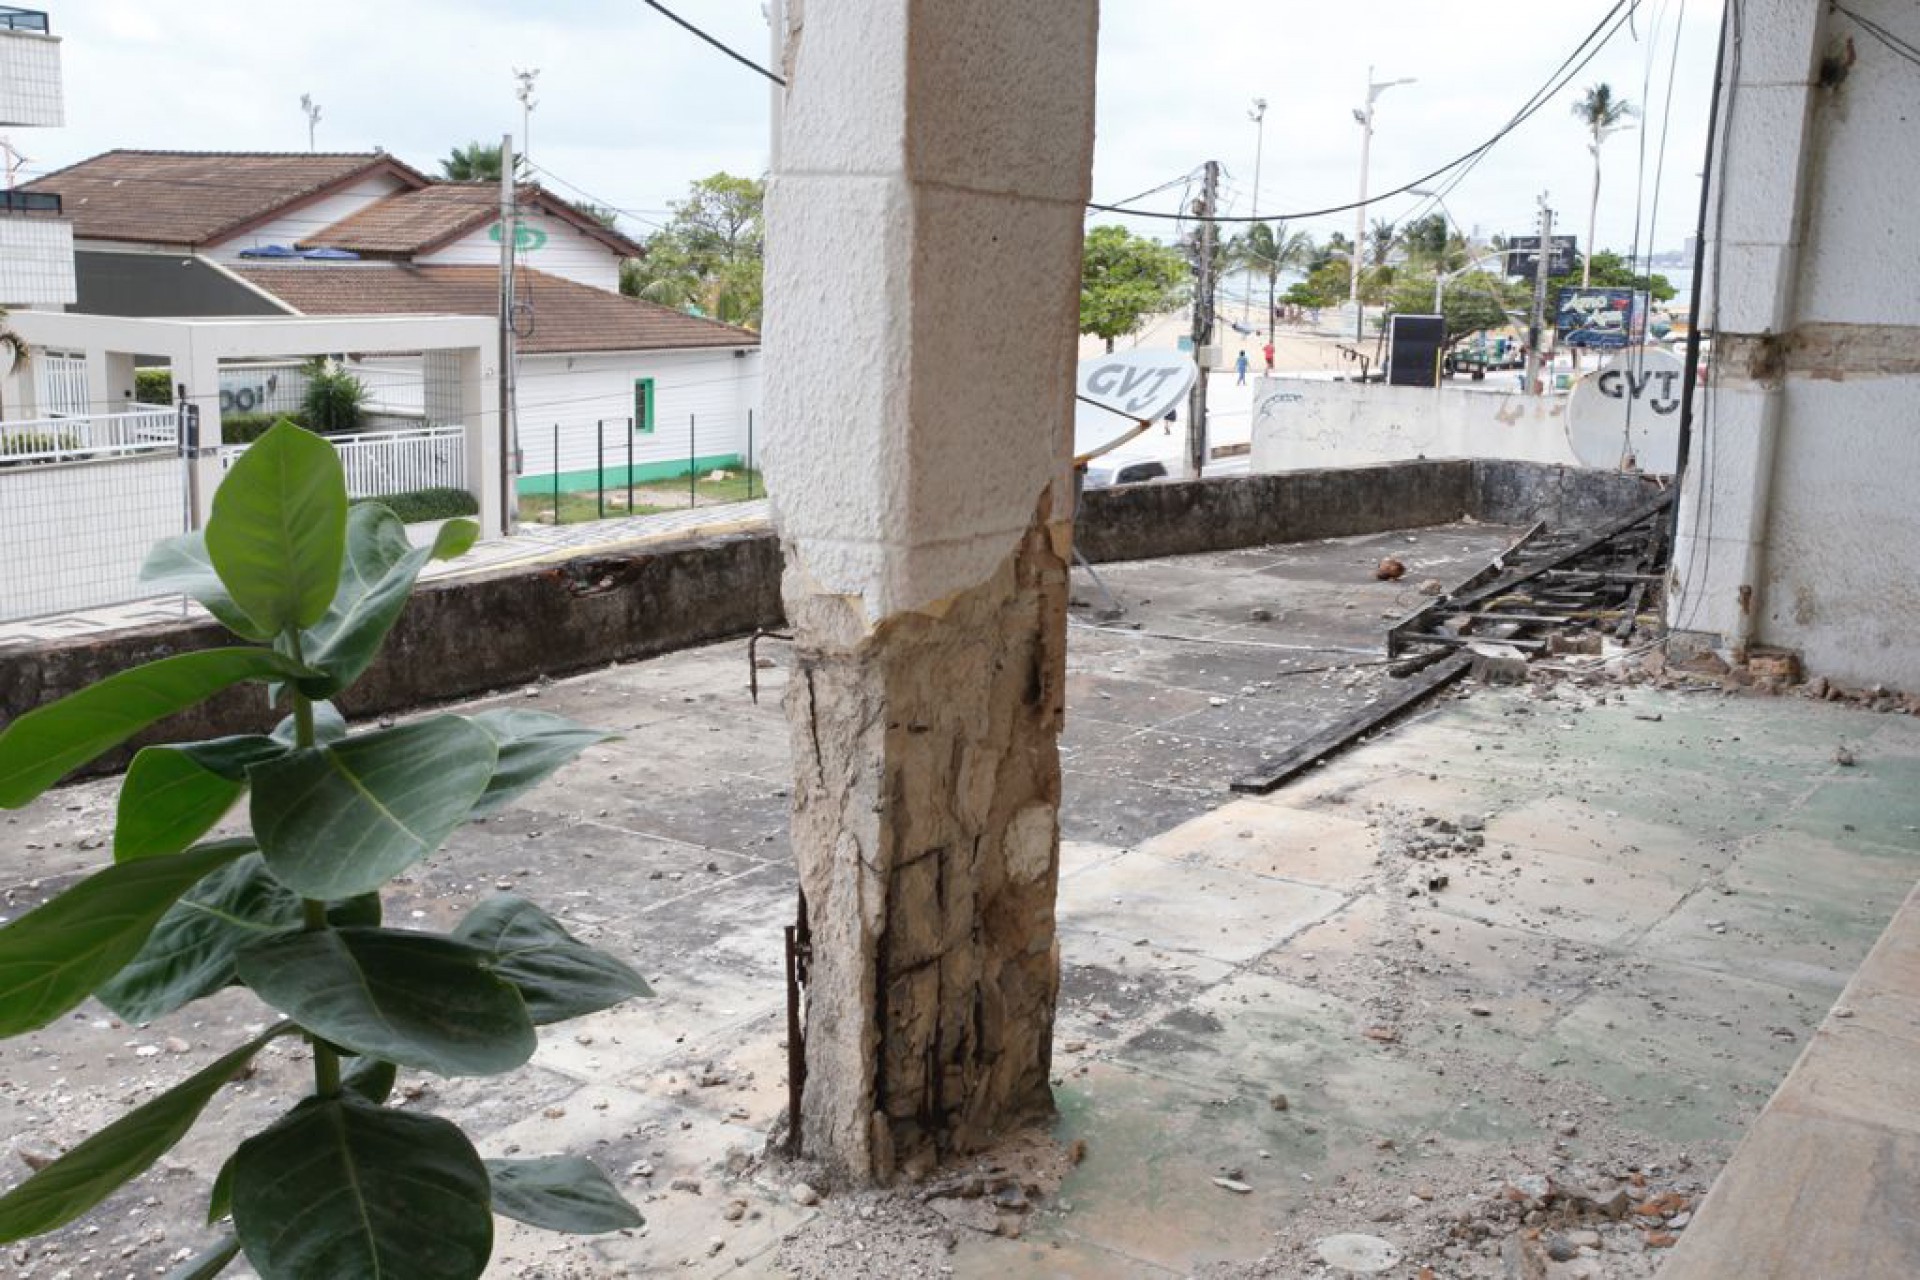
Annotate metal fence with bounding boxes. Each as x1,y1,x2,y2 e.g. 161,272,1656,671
0,423,187,623
220,424,466,500
520,411,762,527
0,408,178,461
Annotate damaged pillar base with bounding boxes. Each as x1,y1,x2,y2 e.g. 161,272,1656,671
784,516,1070,1184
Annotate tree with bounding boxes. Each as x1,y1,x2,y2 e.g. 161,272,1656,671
1226,221,1313,340
1571,84,1638,287
1078,224,1189,352
1368,218,1397,266
439,140,526,183
1389,269,1519,349
1545,250,1674,303
620,173,765,329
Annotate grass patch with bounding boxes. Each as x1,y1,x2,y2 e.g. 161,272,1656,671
518,468,764,526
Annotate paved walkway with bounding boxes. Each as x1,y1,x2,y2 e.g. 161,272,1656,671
0,499,774,649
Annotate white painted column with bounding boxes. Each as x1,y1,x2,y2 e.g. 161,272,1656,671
764,0,1097,1182
1667,5,1825,655
449,346,503,537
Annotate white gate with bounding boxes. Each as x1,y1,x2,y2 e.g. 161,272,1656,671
35,351,87,417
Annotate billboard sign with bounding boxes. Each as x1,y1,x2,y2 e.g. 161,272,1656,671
1505,235,1578,276
1556,287,1648,348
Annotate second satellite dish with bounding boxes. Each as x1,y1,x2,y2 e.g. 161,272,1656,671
1566,348,1685,473
1073,349,1196,464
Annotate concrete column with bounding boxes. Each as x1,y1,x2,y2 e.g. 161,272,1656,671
449,346,504,537
1667,4,1826,654
763,0,1097,1183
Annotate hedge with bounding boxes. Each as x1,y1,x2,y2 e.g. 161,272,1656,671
352,487,479,524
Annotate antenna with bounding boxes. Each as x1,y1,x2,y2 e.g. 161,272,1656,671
513,68,541,164
299,94,322,152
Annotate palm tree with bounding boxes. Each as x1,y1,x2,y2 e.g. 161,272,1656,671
1368,218,1397,266
1226,221,1314,340
1572,84,1638,287
439,140,525,183
0,307,25,419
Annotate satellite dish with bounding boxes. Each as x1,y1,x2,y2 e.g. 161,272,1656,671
1073,349,1196,465
1566,348,1685,473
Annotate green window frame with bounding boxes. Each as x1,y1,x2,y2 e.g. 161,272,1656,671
633,377,656,434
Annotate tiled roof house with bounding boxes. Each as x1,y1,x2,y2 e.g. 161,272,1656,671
24,150,762,488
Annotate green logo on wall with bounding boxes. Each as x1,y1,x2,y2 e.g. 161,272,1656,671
489,220,548,252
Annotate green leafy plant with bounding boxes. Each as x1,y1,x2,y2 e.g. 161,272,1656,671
355,485,480,523
0,421,648,1278
135,368,174,406
301,359,369,435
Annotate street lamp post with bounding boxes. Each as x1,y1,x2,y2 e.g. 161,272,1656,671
1350,67,1415,339
1249,97,1267,334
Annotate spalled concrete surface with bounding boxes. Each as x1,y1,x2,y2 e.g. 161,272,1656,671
1,524,1915,1278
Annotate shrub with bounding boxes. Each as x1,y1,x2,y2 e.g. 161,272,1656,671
353,486,479,524
0,429,80,459
0,422,647,1278
302,359,368,435
134,368,173,406
220,411,309,444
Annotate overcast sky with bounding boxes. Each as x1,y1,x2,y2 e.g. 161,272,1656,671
32,1,1719,258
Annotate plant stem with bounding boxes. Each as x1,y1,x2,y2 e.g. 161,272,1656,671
284,630,340,1098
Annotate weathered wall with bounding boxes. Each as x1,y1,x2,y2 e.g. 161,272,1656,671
0,531,783,772
1669,0,1920,687
0,462,1665,768
1250,377,1582,473
1073,461,1476,563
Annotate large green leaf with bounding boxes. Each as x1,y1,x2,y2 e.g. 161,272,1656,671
299,504,433,700
94,854,299,1025
0,649,305,808
0,1024,288,1242
231,1095,492,1280
468,709,614,820
430,518,479,561
454,896,651,1025
115,735,287,863
341,1055,398,1106
140,532,272,641
271,699,347,746
235,928,535,1076
204,422,346,634
0,840,255,1035
485,1157,643,1234
249,716,496,900
164,1233,240,1280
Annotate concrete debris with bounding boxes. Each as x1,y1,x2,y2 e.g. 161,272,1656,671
1376,557,1408,581
1315,1232,1402,1273
1212,1177,1253,1194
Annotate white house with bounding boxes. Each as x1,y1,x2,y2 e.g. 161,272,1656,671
21,149,763,491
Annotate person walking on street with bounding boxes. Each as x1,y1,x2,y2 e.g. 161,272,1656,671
1262,340,1275,374
1235,349,1250,386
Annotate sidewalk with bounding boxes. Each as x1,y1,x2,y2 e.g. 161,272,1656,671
0,498,774,650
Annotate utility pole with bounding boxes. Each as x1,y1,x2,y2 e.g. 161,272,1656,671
1248,98,1266,333
498,133,519,536
1187,160,1219,480
1525,193,1554,397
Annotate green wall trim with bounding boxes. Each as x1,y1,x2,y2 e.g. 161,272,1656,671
517,453,744,496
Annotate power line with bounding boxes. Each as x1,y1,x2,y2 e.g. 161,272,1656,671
1833,2,1920,68
637,0,786,86
1088,0,1641,225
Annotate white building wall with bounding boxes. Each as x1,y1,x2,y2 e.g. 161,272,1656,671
205,173,413,261
0,216,75,307
1668,0,1920,688
1251,378,1583,472
514,348,762,484
0,28,62,128
417,213,622,292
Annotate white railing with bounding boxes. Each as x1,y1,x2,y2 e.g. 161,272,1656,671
0,408,178,463
220,424,467,500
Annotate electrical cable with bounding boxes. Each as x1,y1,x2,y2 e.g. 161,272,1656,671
1833,3,1920,67
1090,0,1641,225
637,0,786,85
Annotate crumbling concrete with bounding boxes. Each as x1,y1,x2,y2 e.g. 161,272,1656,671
784,513,1069,1181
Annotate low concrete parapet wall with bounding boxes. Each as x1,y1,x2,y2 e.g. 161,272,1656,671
1250,376,1581,472
0,463,1663,766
